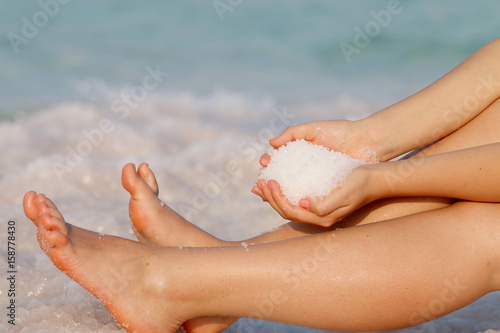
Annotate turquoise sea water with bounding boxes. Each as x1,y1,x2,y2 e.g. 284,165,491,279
1,1,500,333
1,0,499,114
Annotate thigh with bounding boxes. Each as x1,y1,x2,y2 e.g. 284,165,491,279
337,97,500,229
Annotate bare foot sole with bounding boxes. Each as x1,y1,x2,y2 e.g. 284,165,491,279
121,163,223,247
23,191,185,333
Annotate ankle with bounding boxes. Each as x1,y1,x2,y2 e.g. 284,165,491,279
147,250,217,319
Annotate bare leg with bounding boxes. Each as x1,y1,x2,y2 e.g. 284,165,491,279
23,192,187,332
24,192,500,332
122,163,224,247
123,164,238,332
122,99,500,332
124,97,500,247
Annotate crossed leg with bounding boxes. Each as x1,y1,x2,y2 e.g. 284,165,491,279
121,97,500,331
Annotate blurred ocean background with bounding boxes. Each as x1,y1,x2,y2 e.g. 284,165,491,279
1,0,500,332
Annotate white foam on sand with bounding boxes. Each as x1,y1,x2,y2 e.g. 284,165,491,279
259,140,366,205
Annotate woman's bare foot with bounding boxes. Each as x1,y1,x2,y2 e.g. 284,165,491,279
121,165,238,332
121,163,224,247
23,191,187,333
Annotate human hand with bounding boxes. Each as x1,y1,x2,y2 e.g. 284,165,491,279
252,164,379,227
259,120,381,168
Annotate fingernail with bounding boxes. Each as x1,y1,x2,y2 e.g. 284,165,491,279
299,199,310,209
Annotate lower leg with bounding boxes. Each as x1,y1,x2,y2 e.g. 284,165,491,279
189,203,499,332
123,163,225,247
24,193,500,332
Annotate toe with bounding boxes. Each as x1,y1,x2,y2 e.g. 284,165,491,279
122,163,139,195
37,197,65,221
138,163,159,195
40,211,69,236
24,191,41,226
42,195,57,210
44,229,69,248
122,163,157,201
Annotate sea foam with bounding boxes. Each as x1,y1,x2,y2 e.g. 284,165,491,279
259,139,366,205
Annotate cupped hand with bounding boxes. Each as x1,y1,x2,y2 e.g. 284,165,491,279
252,164,379,227
259,120,381,168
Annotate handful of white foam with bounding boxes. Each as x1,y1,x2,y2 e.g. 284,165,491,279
259,139,367,205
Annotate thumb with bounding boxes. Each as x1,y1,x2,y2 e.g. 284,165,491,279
269,124,309,148
298,198,310,209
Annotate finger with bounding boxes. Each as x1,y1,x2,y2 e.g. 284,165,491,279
259,180,288,219
267,181,324,224
298,198,311,209
285,206,333,227
324,206,353,225
259,153,272,167
307,198,333,217
271,122,325,148
251,184,264,198
261,181,287,219
269,124,305,148
306,186,346,217
268,190,337,227
268,180,295,215
261,180,339,228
